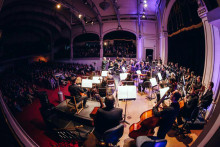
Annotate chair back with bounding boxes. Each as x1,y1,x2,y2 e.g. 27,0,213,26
103,123,124,145
143,81,151,88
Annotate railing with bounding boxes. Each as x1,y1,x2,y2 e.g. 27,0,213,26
0,91,39,147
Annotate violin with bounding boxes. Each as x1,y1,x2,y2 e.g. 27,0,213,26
129,91,169,139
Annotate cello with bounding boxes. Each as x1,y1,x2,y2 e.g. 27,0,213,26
129,88,170,139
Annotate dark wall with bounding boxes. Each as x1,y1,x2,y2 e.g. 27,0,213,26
0,28,51,61
168,26,205,76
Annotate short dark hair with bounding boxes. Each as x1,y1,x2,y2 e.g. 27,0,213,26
105,95,115,108
210,82,214,89
173,92,181,101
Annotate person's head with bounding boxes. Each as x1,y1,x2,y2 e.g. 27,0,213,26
191,71,194,77
197,76,201,83
170,91,181,102
71,77,77,85
187,68,190,73
126,73,132,80
105,95,115,109
209,82,214,90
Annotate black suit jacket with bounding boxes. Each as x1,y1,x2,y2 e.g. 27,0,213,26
68,84,84,99
184,94,199,117
200,90,213,109
153,102,180,139
94,107,123,135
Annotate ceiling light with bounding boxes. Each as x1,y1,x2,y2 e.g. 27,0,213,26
144,3,148,8
91,21,94,25
143,0,147,4
56,4,61,9
142,15,146,18
79,14,82,19
99,0,110,11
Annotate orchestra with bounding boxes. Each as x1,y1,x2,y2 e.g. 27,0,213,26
70,56,213,145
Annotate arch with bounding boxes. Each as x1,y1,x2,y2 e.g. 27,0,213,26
72,31,100,43
73,33,100,43
103,30,137,58
103,30,136,40
103,28,138,39
73,33,100,58
161,0,176,31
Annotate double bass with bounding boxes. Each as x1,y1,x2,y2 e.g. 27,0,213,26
129,89,170,139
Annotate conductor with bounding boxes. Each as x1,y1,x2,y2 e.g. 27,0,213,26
102,57,109,70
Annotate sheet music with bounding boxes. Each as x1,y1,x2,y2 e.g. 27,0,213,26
92,76,102,84
81,79,92,88
150,78,157,87
118,85,136,100
136,70,141,75
101,71,108,77
159,87,169,98
122,67,126,72
120,73,128,81
157,72,162,81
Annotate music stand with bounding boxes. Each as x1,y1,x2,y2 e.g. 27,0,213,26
146,78,158,101
81,79,93,88
101,71,108,77
118,85,136,125
120,73,128,81
92,76,102,84
157,72,162,81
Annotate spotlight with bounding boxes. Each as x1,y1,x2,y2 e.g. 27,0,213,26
91,21,94,25
79,14,82,19
143,0,147,4
142,15,146,18
56,3,61,9
104,42,107,46
144,3,148,8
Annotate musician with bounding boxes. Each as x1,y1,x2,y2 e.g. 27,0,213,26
144,62,151,71
185,68,191,82
138,72,150,93
177,66,184,82
116,56,121,62
177,85,199,124
153,91,181,139
94,95,123,136
199,82,214,109
68,79,89,107
102,57,108,70
194,76,202,91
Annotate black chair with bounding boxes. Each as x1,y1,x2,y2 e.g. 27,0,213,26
95,123,124,146
136,136,167,147
177,106,200,137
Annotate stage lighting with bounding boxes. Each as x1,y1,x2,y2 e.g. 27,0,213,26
79,14,82,19
56,3,61,9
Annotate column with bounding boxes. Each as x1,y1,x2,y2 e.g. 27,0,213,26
100,37,103,59
160,31,168,65
137,36,143,60
197,1,214,87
